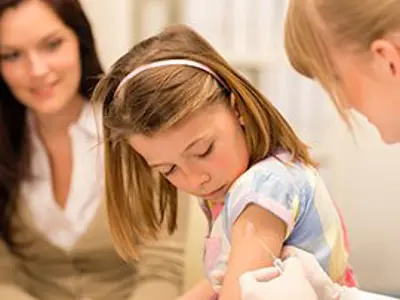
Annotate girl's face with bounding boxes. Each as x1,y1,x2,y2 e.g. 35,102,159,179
0,0,82,118
129,103,250,204
329,36,400,144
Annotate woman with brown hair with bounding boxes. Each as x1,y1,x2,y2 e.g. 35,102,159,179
0,0,184,299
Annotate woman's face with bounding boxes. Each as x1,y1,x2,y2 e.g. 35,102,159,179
330,37,400,144
0,0,82,117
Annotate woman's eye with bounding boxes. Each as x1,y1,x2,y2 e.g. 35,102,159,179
46,38,63,51
162,165,177,177
0,51,20,62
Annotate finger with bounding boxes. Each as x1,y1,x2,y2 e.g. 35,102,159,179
241,267,280,282
281,246,299,259
255,268,280,282
239,271,257,289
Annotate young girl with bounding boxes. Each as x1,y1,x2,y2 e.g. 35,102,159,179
93,24,355,299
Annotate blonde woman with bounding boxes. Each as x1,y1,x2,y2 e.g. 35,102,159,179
239,0,400,299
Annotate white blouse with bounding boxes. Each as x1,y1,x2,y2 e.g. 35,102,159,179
20,103,104,250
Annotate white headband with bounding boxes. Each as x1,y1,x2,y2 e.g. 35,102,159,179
114,59,228,96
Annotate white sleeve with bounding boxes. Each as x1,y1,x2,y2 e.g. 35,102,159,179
341,288,398,300
359,291,399,300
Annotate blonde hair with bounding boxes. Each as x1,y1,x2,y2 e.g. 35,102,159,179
284,0,400,123
92,24,315,260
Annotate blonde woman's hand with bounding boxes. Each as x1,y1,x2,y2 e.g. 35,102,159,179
239,256,318,300
282,246,346,300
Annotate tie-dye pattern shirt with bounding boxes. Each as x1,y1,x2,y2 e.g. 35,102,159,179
200,153,356,292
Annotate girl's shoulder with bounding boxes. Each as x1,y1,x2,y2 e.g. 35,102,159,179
223,152,320,234
229,152,317,195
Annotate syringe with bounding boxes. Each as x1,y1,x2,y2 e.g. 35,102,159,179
258,235,285,274
245,221,285,274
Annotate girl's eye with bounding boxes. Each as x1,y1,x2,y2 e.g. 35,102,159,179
197,142,214,158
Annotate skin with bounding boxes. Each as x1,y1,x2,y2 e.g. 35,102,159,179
130,103,286,300
330,34,400,144
0,0,85,208
129,103,249,204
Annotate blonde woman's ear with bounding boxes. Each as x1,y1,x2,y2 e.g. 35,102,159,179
370,38,400,78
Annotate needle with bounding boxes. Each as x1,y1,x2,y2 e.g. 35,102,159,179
258,235,285,274
245,220,285,274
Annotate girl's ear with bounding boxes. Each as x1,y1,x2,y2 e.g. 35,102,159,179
230,93,245,125
230,92,236,107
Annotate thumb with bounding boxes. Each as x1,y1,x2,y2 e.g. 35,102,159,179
251,267,280,282
239,267,279,288
281,245,299,260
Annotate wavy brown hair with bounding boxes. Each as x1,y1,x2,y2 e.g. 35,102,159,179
92,24,315,260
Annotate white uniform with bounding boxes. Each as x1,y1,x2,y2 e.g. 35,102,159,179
355,291,397,300
239,247,398,300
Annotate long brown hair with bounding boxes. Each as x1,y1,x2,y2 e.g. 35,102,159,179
92,24,315,260
0,0,103,251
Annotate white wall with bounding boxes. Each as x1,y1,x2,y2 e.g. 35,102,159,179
330,115,400,294
79,0,134,69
